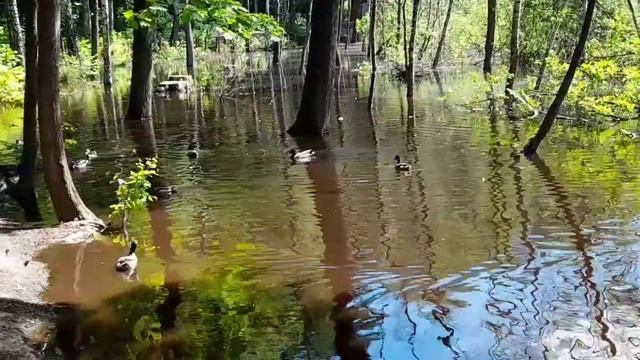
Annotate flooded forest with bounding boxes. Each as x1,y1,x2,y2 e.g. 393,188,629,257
1,0,640,358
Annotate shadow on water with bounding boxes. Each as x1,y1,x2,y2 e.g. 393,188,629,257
9,63,640,358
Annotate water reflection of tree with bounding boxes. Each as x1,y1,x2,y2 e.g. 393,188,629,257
297,137,370,359
530,154,617,356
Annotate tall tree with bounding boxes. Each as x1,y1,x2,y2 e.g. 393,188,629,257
406,0,421,98
6,0,24,63
288,0,341,136
38,0,99,223
185,0,196,79
78,0,91,37
534,0,568,91
523,0,596,156
483,0,496,74
101,0,113,90
432,0,453,68
349,0,362,42
90,0,99,56
16,0,41,221
505,0,523,94
368,0,378,109
168,2,180,45
62,0,80,56
126,0,154,120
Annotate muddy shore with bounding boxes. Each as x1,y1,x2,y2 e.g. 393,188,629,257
0,220,98,359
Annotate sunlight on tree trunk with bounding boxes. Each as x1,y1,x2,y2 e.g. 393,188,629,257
101,0,113,90
38,0,99,223
524,0,596,156
185,0,196,80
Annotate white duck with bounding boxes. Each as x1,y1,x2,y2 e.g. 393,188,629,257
72,159,90,170
115,242,138,278
289,149,316,164
85,149,98,160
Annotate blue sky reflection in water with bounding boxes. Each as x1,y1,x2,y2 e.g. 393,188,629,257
4,66,640,359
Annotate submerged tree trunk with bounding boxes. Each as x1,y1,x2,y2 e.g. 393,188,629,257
483,0,496,74
299,1,313,76
16,0,41,221
127,0,153,120
38,0,99,223
524,0,596,156
90,0,99,57
101,0,113,90
368,0,377,109
288,0,341,136
505,0,523,94
406,0,421,98
62,0,80,56
6,0,24,62
432,0,453,68
272,0,282,64
185,0,196,80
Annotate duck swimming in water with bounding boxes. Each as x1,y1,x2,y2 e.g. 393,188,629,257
85,149,98,160
394,155,411,171
289,149,316,164
72,159,90,170
187,143,199,158
115,242,138,277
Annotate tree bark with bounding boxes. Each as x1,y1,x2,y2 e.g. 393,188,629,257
483,0,496,74
126,0,154,120
368,0,377,110
432,0,453,68
505,0,523,94
16,0,41,222
78,0,91,37
523,0,596,156
90,0,99,57
627,0,640,38
6,0,24,63
299,1,313,76
402,0,408,71
288,0,341,136
407,0,421,98
38,0,98,223
169,3,180,46
396,0,402,45
101,0,113,90
62,0,80,56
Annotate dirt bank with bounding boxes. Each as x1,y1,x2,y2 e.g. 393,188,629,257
0,219,99,359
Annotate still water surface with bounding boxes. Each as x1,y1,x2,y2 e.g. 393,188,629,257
4,64,640,359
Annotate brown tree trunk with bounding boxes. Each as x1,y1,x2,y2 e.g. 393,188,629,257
16,0,41,222
38,0,99,223
432,0,453,68
169,5,180,46
402,0,408,71
62,0,80,56
524,0,596,156
299,1,313,76
185,1,196,79
101,0,113,90
627,0,640,37
396,0,402,45
483,0,496,74
6,0,24,63
78,0,91,37
90,0,99,57
406,0,421,98
288,0,341,136
368,0,377,110
505,0,523,94
126,0,153,120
